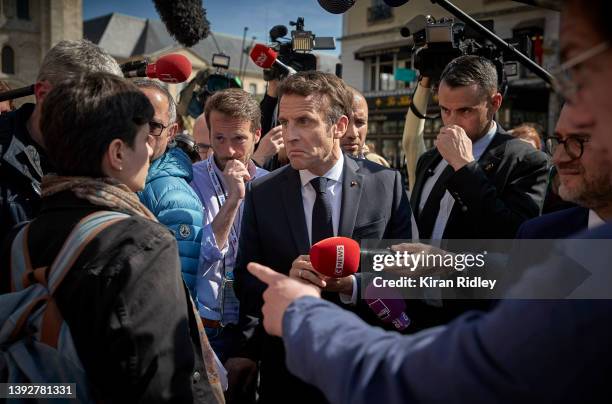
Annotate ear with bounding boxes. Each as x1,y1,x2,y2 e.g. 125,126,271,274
490,92,503,113
102,138,126,176
333,115,349,140
168,122,179,141
253,128,262,145
34,81,52,103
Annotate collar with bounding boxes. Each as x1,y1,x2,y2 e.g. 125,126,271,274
472,121,497,161
588,209,606,230
299,152,344,188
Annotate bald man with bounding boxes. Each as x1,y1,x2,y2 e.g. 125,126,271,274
193,113,213,161
340,89,369,158
341,88,390,167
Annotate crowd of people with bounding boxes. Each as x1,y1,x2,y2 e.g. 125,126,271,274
0,0,611,402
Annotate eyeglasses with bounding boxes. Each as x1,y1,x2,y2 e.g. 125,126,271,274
551,42,610,102
546,135,590,160
149,120,169,137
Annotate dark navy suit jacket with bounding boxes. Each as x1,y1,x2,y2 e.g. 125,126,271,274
516,206,589,239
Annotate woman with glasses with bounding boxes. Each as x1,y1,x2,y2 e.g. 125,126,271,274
0,73,223,403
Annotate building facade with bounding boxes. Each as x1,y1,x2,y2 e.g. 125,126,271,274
0,0,82,105
340,0,560,170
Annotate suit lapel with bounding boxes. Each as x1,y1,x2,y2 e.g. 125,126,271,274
443,124,510,237
475,124,510,173
281,168,310,254
339,156,364,238
410,150,443,216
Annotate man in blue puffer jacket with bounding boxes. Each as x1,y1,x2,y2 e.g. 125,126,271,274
135,79,203,300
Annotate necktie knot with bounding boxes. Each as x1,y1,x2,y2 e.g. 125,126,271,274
310,177,328,194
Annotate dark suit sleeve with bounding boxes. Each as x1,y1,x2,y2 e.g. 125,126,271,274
446,149,549,238
385,170,413,239
282,296,612,404
234,181,266,360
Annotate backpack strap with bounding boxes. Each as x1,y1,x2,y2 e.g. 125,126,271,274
9,222,33,293
8,211,130,346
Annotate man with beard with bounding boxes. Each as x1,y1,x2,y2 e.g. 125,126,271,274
236,1,612,403
190,89,268,363
517,103,612,238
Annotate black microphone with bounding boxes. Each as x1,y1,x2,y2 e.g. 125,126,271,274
152,0,210,47
317,0,357,14
0,85,34,102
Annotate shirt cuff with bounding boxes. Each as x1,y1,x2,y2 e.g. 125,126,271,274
200,224,229,260
339,275,358,305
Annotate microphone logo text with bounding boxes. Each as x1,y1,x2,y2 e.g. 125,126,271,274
335,245,345,276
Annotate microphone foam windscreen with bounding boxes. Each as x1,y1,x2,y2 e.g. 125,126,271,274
153,0,210,47
317,0,357,14
310,237,360,278
383,0,410,6
155,54,192,83
250,44,277,69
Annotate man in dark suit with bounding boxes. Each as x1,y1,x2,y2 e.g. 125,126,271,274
232,1,612,403
410,56,549,240
233,71,412,404
517,103,612,239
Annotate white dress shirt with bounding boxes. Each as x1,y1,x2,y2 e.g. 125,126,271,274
588,210,606,229
419,122,498,240
299,153,344,246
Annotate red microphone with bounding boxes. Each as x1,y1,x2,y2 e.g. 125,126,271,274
310,237,360,278
249,44,297,74
121,54,192,83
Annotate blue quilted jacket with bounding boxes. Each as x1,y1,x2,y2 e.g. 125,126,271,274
138,147,203,300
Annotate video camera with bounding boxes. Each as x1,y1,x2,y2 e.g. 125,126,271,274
401,14,521,93
180,52,242,119
264,17,336,80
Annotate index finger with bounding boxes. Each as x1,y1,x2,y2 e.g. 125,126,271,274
247,262,286,285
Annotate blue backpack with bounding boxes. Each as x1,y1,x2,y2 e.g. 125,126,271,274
0,211,128,403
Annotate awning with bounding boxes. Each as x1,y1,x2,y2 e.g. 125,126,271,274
354,39,414,60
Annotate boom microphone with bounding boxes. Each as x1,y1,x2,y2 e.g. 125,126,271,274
317,0,357,14
249,44,297,75
121,54,192,83
310,237,360,278
365,284,411,331
152,0,210,47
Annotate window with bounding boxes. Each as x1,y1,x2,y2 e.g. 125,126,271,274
16,0,30,20
2,46,15,74
366,53,411,91
249,83,257,95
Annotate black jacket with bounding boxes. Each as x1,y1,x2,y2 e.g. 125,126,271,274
411,125,550,239
1,191,217,403
0,103,51,244
234,155,413,404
